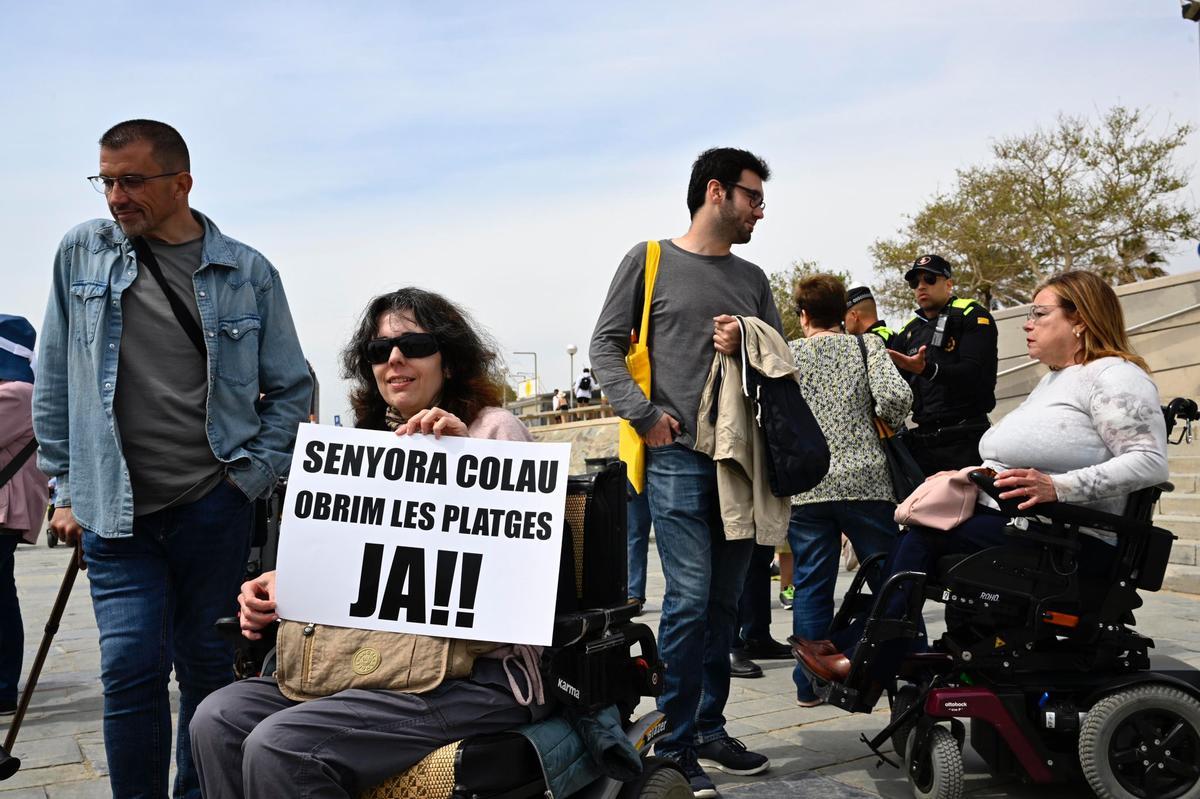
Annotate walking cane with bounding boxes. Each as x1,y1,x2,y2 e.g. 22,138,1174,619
0,541,84,780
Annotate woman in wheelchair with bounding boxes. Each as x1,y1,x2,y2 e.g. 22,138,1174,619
190,288,550,798
793,270,1169,694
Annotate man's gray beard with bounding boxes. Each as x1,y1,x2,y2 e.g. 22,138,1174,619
113,215,147,238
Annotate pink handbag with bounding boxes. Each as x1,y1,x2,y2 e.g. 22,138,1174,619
893,466,986,531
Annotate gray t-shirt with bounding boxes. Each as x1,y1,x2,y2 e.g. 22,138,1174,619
113,236,224,516
589,239,782,449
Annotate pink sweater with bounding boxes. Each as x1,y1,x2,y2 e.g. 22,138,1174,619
0,381,49,543
467,406,533,443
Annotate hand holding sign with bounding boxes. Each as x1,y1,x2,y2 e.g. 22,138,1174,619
239,572,278,641
396,407,469,439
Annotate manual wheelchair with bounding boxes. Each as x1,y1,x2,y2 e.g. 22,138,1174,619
802,398,1200,799
219,461,690,799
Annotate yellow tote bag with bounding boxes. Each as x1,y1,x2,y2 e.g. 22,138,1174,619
619,240,660,494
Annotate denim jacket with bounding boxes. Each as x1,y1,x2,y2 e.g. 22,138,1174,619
33,210,313,538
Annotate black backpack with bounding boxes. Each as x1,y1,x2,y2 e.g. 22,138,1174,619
578,375,592,391
745,366,830,496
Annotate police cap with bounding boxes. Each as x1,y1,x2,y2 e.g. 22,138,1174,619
904,253,952,282
846,284,875,309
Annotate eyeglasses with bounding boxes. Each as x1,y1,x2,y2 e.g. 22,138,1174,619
725,183,765,210
906,273,941,289
86,172,184,195
1025,304,1064,323
363,332,440,364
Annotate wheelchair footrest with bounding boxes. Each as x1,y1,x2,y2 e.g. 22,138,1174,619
819,680,880,714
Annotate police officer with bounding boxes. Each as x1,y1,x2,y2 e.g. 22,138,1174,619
844,284,893,343
888,254,998,475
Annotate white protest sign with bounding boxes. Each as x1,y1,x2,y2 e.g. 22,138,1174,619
275,423,571,646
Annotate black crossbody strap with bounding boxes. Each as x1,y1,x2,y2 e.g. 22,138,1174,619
130,237,207,359
0,438,38,491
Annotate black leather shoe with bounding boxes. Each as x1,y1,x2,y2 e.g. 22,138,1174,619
729,650,763,678
741,637,793,660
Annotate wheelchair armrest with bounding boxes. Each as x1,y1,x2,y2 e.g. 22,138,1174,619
968,472,1164,539
215,616,248,649
551,603,641,647
967,470,1023,515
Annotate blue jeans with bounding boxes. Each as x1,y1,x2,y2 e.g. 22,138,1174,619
626,480,651,602
645,444,753,754
83,479,253,799
788,501,897,699
0,534,22,705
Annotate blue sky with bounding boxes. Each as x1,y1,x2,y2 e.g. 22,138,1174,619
5,2,1200,421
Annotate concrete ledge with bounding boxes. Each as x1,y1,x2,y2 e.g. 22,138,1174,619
1163,563,1200,595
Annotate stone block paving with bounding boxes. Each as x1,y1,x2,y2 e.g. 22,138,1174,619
4,539,1200,797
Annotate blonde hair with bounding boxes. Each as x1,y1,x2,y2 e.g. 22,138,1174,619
1037,271,1150,373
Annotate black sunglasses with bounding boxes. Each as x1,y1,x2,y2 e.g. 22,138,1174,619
906,273,941,289
363,333,440,364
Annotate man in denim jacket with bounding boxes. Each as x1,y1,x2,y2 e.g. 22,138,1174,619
33,119,312,799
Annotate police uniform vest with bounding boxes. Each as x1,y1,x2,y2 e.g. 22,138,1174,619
867,320,894,343
893,296,997,427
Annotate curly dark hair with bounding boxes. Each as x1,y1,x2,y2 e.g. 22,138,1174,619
341,288,506,429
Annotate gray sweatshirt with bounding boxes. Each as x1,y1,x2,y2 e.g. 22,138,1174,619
589,239,782,449
978,357,1168,540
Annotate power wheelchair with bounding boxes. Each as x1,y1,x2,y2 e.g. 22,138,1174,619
219,461,689,799
802,398,1200,799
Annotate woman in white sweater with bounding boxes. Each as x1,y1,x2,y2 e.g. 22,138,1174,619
795,270,1169,688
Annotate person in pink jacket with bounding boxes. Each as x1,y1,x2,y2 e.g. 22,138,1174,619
0,314,49,714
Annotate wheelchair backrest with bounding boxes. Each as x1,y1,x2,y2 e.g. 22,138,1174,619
558,461,629,611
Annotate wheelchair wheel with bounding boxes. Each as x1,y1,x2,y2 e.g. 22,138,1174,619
905,726,963,799
617,756,691,799
891,684,920,755
1078,684,1200,799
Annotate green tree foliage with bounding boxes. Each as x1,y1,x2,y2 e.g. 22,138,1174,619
872,106,1198,313
769,260,851,341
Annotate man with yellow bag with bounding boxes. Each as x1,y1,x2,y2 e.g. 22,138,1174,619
590,147,781,797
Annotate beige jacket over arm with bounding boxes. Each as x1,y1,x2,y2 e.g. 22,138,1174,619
694,316,792,546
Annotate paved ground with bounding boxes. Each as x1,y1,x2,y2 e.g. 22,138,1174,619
4,539,1200,798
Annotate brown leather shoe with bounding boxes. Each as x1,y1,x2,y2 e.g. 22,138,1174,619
796,646,851,683
787,636,837,659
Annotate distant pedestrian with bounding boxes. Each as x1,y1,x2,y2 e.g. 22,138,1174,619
574,367,597,405
0,314,49,716
626,481,651,611
552,389,569,423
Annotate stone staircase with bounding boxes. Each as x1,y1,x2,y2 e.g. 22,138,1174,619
1159,427,1200,593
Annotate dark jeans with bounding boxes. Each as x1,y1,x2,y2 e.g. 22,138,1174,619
788,501,898,699
626,481,651,602
645,444,754,754
736,544,776,645
0,534,22,705
83,479,253,799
